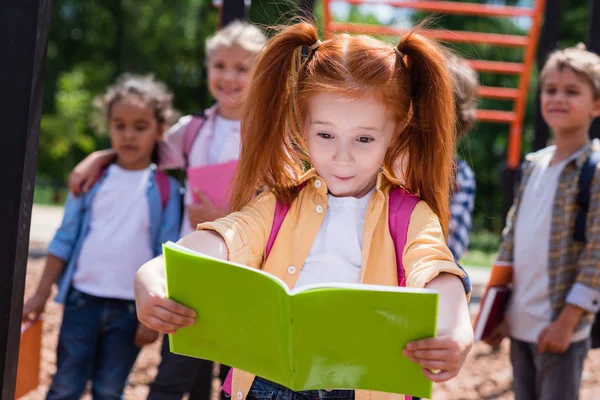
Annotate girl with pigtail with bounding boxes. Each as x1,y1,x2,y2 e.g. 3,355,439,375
134,22,473,400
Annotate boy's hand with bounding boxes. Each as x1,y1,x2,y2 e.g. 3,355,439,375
403,330,472,382
134,264,196,334
22,293,48,323
537,304,584,354
187,190,223,227
537,320,572,354
483,320,508,348
134,324,160,348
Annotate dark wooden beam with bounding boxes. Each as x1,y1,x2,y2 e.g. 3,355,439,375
0,1,52,398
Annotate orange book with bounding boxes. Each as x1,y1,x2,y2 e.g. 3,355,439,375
15,320,42,399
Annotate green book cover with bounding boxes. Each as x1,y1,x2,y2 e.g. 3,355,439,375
163,241,438,398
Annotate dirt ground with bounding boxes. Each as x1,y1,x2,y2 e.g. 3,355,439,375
18,257,600,400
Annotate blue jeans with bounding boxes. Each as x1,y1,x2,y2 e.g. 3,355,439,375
248,377,355,400
46,289,141,400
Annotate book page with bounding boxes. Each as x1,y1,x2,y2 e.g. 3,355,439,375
163,242,292,384
288,286,438,398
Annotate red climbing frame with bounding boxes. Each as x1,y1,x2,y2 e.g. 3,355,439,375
322,0,547,168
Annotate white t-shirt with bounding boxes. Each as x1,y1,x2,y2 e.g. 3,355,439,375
173,115,241,237
73,164,154,300
294,190,373,289
508,149,589,343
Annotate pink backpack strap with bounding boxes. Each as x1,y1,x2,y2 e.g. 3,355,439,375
388,187,420,287
265,182,307,258
183,114,206,160
154,169,171,209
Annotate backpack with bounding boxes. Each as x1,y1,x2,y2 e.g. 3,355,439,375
517,150,600,349
182,111,207,163
97,166,171,209
222,185,423,399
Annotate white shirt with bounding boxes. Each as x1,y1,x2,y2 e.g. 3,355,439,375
294,190,373,289
181,115,241,236
508,148,589,342
73,165,154,300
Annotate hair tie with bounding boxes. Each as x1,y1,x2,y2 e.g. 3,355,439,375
310,40,322,51
394,47,405,58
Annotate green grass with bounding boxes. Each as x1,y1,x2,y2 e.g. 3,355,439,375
460,230,501,268
33,185,68,206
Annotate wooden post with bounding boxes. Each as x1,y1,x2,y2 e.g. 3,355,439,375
0,1,52,398
220,0,246,27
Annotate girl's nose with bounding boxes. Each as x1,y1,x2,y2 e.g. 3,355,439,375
333,144,354,166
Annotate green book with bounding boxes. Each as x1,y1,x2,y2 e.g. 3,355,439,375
163,241,438,398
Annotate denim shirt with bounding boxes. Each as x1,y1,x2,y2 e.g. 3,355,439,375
48,165,182,304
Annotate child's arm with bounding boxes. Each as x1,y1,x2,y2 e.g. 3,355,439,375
68,149,115,195
134,230,227,334
22,254,66,322
135,192,276,333
23,192,85,321
403,273,473,382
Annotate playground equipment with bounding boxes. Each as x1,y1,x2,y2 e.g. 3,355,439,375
322,0,547,171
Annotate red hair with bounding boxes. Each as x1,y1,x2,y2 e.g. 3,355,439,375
230,22,456,235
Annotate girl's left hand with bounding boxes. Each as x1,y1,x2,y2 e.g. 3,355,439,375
188,190,223,227
403,331,471,382
135,323,160,348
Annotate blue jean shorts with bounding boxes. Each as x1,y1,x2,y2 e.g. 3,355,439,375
248,377,355,400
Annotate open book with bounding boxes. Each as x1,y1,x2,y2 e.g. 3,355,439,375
163,241,439,398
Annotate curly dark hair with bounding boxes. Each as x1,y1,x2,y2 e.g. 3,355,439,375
92,73,180,134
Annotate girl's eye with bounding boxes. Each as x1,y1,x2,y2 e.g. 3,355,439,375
135,124,148,132
236,65,248,73
318,132,333,139
113,123,125,130
567,90,580,96
213,62,225,70
357,137,374,143
544,87,556,95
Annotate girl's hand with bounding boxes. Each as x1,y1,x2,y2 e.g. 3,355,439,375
134,324,160,348
68,150,114,195
134,257,196,334
22,293,49,323
187,190,223,227
403,329,471,382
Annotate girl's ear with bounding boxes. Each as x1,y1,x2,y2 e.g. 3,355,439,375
157,123,166,141
592,98,600,119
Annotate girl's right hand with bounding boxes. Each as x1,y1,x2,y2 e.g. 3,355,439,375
134,259,196,334
22,293,48,323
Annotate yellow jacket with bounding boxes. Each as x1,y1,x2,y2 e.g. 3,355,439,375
199,169,466,400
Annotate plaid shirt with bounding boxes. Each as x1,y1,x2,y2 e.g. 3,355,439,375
448,158,476,260
497,139,600,331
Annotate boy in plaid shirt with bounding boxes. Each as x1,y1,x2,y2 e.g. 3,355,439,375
489,44,600,400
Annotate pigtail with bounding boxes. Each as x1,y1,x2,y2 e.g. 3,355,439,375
388,33,456,237
229,22,320,211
